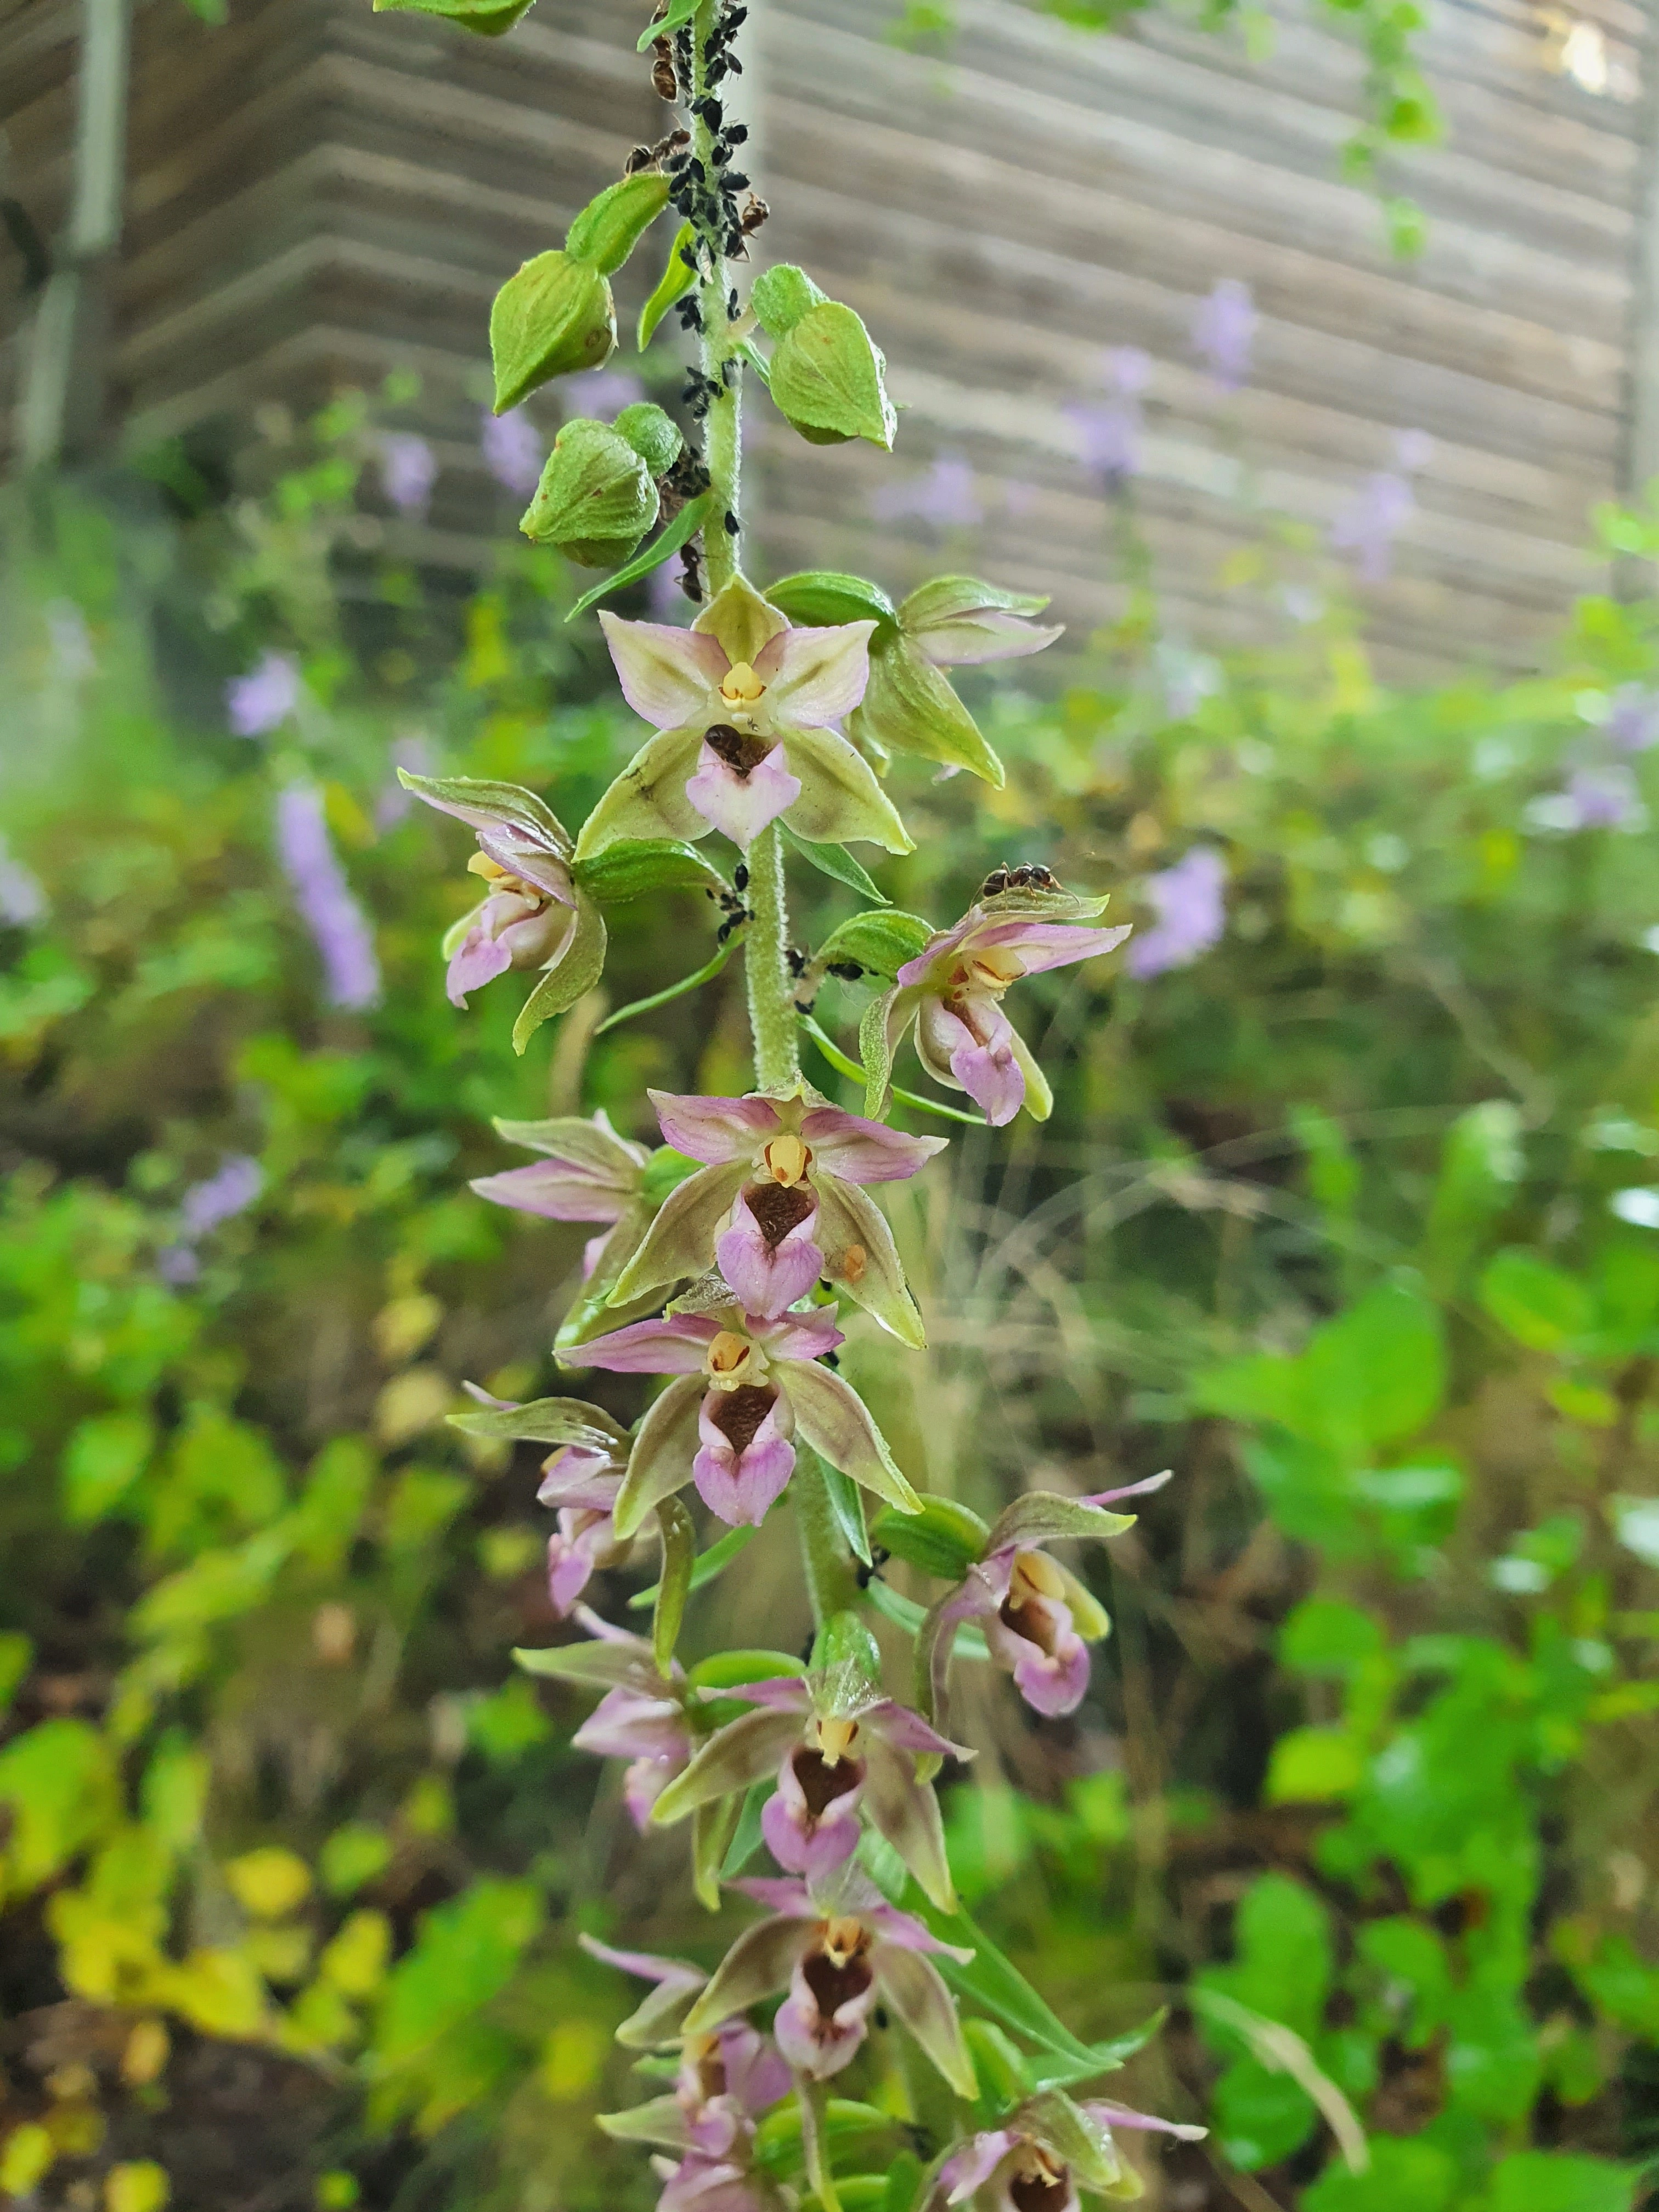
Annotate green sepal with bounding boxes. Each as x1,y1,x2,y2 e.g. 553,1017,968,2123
635,0,697,49
1014,2091,1126,2196
398,770,572,850
613,401,682,477
564,490,715,624
638,222,698,349
767,570,899,632
750,262,828,337
780,824,889,904
653,1497,696,1674
870,1497,990,1581
859,990,899,1119
511,895,607,1053
720,1780,772,1877
850,633,1005,787
373,0,534,32
565,171,672,276
983,1492,1139,1555
817,910,933,980
572,837,729,906
769,301,897,450
963,2018,1036,2115
489,252,616,412
447,1396,628,1448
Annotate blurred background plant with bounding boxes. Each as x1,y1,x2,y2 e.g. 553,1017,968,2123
1,385,1656,2212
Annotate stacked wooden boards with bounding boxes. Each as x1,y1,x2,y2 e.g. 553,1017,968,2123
0,0,1651,672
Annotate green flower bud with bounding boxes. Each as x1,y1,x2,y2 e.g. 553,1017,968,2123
565,173,672,278
769,301,897,450
372,0,534,33
750,262,828,337
520,420,658,567
612,402,682,478
489,252,616,413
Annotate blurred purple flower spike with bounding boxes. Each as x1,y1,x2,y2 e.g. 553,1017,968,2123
571,368,646,422
181,1155,263,1238
1330,431,1429,583
1606,684,1659,754
275,784,383,1012
870,454,983,530
1066,348,1151,489
1126,846,1227,980
481,405,545,497
227,651,302,739
1192,279,1256,391
379,432,438,517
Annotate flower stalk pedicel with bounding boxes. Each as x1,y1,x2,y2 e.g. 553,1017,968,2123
393,0,1199,2196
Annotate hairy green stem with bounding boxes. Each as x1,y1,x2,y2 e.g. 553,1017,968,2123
690,0,740,595
743,821,799,1090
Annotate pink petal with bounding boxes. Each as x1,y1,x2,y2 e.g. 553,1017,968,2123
693,1393,797,1526
547,1522,601,1617
716,1196,825,1319
1082,1470,1174,1508
754,622,876,726
648,1090,781,1162
1001,1626,1092,1717
865,1698,970,1762
578,1935,704,1990
723,1678,812,1712
600,612,728,729
729,1876,815,1915
446,923,513,1006
774,1989,866,2080
754,1308,844,1363
940,2131,1019,2204
685,743,801,848
915,612,1064,666
918,998,1025,1125
476,824,578,904
865,1904,972,1960
469,1160,630,1222
799,1108,949,1184
625,1753,687,1831
895,916,975,990
1081,2100,1209,2141
719,2024,791,2116
573,1685,691,1762
571,1314,723,1374
537,1447,622,1508
956,917,1124,978
761,1785,861,1880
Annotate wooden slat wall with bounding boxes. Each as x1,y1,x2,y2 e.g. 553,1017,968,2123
1,0,1652,672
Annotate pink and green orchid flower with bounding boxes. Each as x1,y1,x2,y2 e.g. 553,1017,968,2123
646,1662,972,1909
919,1476,1169,1730
577,577,911,857
681,1865,977,2093
565,1301,921,1532
398,769,606,1049
870,888,1129,1127
588,1937,793,2212
561,1614,696,1830
935,2090,1205,2212
607,1087,945,1347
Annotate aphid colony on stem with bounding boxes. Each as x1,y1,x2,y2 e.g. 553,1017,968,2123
373,0,1201,2197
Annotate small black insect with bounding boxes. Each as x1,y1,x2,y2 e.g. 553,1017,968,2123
650,33,678,100
826,960,865,983
679,540,704,602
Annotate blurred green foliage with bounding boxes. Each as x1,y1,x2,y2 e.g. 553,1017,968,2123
0,401,1656,2211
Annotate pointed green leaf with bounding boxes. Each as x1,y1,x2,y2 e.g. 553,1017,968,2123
635,0,698,48
448,1396,627,1447
592,935,739,1037
653,1497,696,1675
639,222,698,349
564,491,715,624
780,824,890,904
628,1523,759,1611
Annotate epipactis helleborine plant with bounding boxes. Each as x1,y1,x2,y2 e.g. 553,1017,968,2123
387,0,1201,2194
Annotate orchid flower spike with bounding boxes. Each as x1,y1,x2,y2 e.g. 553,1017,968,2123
607,1086,946,1347
919,1476,1170,1729
577,575,911,857
936,2090,1206,2212
681,1864,977,2094
866,876,1130,1127
648,1619,972,1908
398,769,606,1051
565,1296,921,1532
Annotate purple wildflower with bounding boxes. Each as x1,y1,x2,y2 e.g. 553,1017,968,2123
379,433,438,517
1530,765,1644,834
180,1155,263,1238
274,783,383,1011
156,1245,201,1287
1066,348,1151,489
870,455,983,530
569,369,646,422
375,736,435,831
0,838,46,927
1329,470,1415,584
1192,279,1255,391
1606,684,1659,754
481,406,545,497
227,652,302,739
1126,847,1227,980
